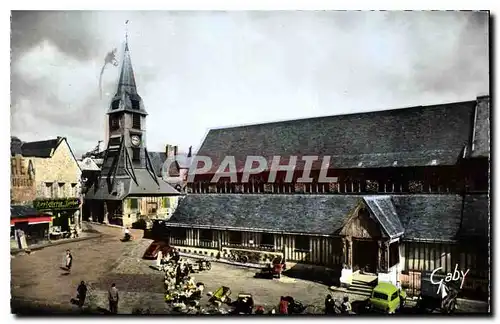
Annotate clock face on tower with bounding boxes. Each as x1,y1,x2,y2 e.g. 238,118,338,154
131,135,141,147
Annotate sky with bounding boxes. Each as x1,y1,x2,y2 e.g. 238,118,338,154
10,11,489,158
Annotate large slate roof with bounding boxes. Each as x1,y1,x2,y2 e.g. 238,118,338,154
20,138,61,158
392,195,463,241
167,194,468,240
168,194,360,235
459,194,489,238
197,101,476,172
364,196,404,238
85,170,180,201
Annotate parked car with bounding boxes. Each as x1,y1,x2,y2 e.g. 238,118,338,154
143,240,173,259
367,282,406,314
417,271,458,313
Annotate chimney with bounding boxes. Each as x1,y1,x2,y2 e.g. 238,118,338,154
165,145,169,157
174,146,178,157
188,146,192,157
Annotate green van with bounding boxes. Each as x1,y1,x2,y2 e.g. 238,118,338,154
367,282,407,314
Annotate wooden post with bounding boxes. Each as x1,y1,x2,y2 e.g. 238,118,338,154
342,237,352,269
378,240,389,272
217,231,222,251
378,241,382,272
348,239,353,268
103,201,109,224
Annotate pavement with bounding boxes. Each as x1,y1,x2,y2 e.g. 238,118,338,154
11,232,102,255
10,222,491,315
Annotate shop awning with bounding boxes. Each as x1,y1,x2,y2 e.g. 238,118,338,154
11,205,51,225
11,216,52,226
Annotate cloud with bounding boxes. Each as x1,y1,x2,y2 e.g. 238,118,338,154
10,11,489,157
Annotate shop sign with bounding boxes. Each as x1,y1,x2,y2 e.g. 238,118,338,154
11,156,35,188
33,198,81,211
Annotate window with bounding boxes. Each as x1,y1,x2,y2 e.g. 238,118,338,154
147,202,158,215
109,116,120,131
261,233,274,247
295,235,310,251
162,197,170,208
45,183,53,198
131,100,140,110
58,183,65,197
391,292,398,301
132,114,141,129
229,231,242,244
172,228,187,240
111,100,120,110
71,183,78,197
200,229,213,241
132,148,140,162
372,292,388,300
130,198,138,209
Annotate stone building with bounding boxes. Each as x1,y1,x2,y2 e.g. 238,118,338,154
10,136,83,242
157,95,490,300
83,37,180,228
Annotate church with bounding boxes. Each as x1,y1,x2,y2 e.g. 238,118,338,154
155,95,490,300
83,38,181,228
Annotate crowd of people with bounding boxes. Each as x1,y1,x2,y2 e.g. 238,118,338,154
65,242,354,315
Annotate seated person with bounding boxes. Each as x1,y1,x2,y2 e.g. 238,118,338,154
186,277,196,290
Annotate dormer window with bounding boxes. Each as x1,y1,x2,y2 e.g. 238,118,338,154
111,100,120,110
131,100,140,110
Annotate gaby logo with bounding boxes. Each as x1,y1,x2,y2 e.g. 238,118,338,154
430,264,469,298
162,155,339,183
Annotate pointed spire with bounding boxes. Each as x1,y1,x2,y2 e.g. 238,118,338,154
116,20,137,95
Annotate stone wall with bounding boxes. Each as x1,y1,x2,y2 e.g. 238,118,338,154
31,140,82,198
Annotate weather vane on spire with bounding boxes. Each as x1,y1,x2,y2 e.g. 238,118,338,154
125,20,129,44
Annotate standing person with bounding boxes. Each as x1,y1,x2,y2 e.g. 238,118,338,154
156,250,163,270
324,294,335,314
108,283,119,314
172,248,180,264
77,281,87,309
65,250,73,272
341,296,352,314
175,264,182,286
279,296,288,314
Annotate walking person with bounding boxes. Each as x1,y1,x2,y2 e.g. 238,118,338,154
65,250,73,272
77,281,87,309
108,283,119,314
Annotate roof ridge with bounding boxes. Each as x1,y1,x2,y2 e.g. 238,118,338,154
207,99,478,132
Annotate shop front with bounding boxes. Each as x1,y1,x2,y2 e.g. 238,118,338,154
11,205,52,248
33,198,82,238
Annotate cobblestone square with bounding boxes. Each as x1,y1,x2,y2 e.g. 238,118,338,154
11,223,489,315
